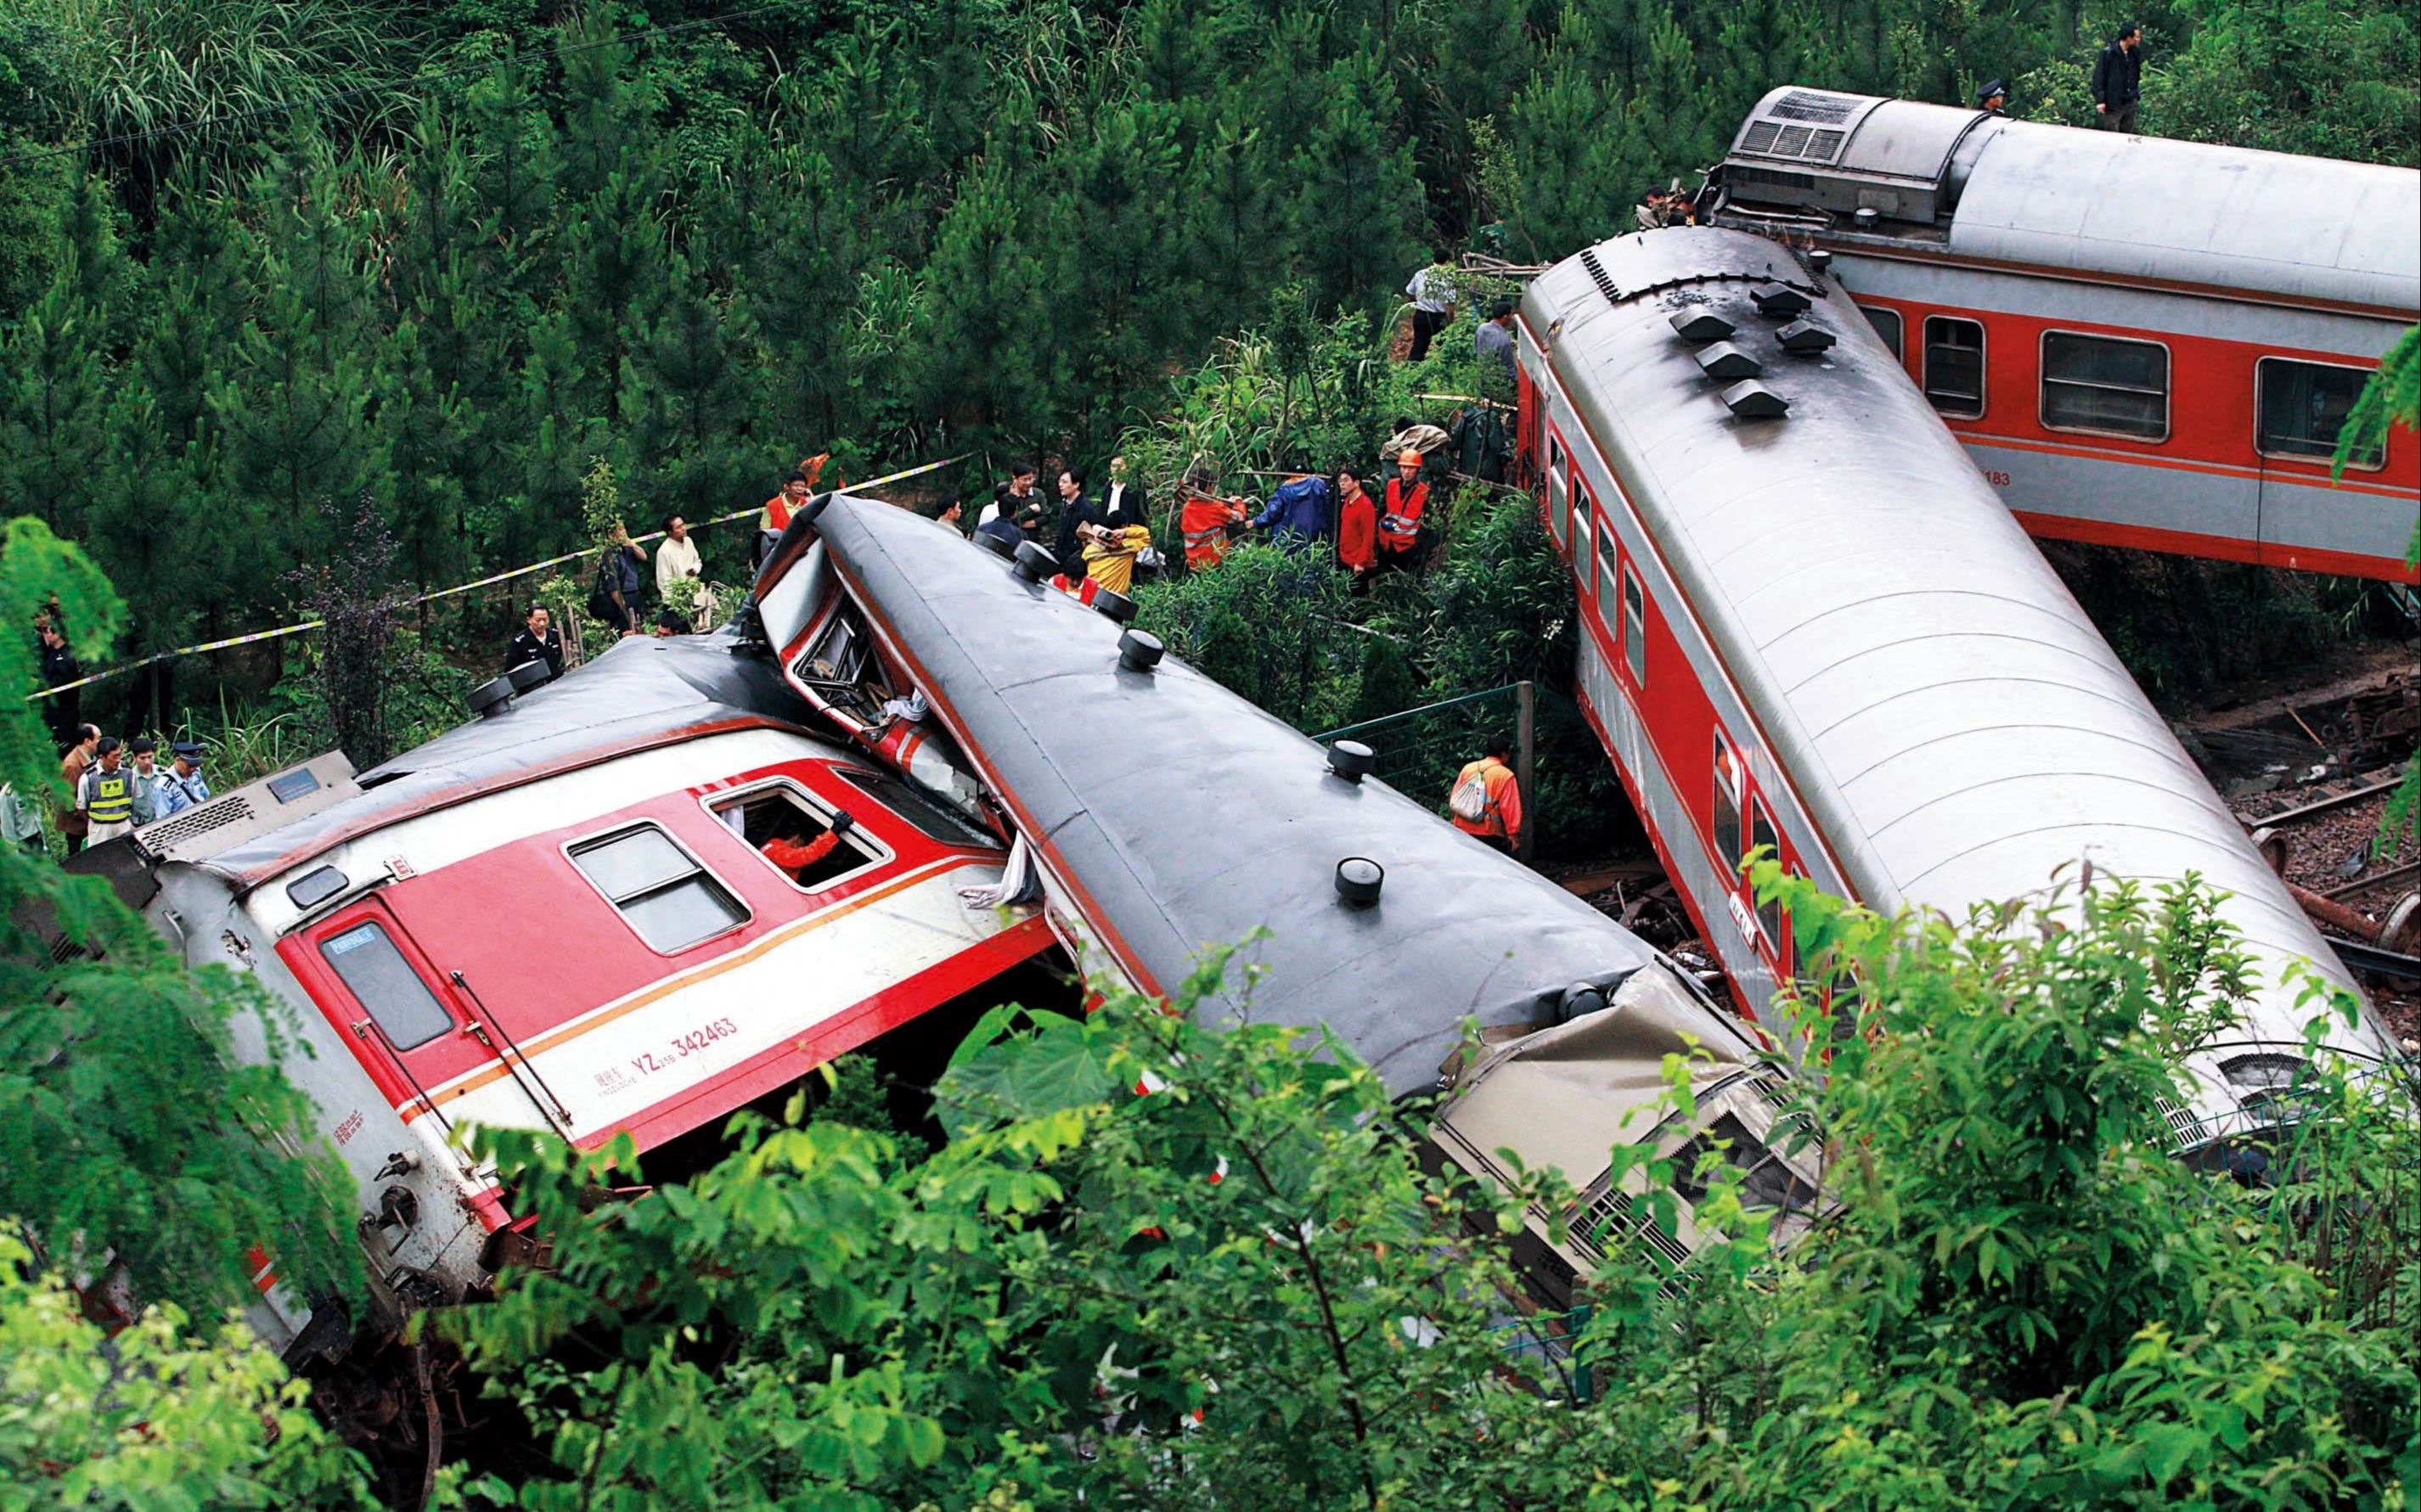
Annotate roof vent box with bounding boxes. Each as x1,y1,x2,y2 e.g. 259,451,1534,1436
1720,88,1983,225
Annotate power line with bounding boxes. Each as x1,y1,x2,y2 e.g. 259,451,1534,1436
0,0,810,174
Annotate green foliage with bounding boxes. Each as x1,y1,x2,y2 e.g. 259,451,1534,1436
0,1229,376,1510
447,879,2418,1509
0,0,2407,732
0,518,359,1321
2335,324,2418,858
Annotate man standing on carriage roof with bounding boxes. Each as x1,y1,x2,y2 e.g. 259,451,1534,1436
2092,24,2143,132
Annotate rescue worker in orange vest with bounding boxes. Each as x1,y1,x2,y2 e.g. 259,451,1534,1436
763,811,854,882
1335,464,1378,587
1448,734,1523,856
1179,487,1248,571
757,470,812,567
1379,447,1432,571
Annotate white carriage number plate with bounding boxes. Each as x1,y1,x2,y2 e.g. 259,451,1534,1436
603,1015,742,1088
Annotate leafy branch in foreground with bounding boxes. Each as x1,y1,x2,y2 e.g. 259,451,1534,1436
452,879,2416,1510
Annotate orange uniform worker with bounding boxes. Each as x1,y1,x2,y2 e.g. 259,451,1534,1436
1335,464,1378,579
762,811,855,880
1447,735,1523,855
1179,488,1248,571
1379,448,1430,569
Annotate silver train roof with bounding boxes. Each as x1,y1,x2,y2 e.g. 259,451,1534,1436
808,492,1663,1093
1522,226,2387,1065
208,632,814,886
1719,87,2420,315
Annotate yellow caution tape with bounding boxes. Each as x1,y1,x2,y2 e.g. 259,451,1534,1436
25,456,965,702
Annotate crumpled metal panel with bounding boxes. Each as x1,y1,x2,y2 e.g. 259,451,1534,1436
812,494,1659,1094
209,632,814,888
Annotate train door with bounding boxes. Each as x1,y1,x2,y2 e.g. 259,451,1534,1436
293,902,492,1276
1544,427,1570,554
1709,730,1794,984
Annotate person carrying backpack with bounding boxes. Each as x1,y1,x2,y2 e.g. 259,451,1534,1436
587,524,647,638
1448,735,1523,856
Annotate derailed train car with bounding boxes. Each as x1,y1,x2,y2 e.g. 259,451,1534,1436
87,493,1784,1353
1508,225,2399,1155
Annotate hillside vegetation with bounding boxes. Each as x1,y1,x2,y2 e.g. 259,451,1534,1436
0,0,2412,702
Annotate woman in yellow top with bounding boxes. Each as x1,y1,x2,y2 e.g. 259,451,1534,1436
1079,522,1154,596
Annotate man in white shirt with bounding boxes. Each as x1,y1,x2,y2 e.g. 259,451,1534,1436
1405,248,1455,361
1100,454,1146,530
655,514,705,628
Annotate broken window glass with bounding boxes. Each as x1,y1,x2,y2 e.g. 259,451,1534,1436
712,784,884,891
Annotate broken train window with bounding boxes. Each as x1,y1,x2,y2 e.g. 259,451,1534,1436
1667,1110,1815,1218
712,781,887,891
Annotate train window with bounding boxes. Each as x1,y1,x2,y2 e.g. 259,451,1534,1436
1748,804,1783,946
1858,305,1903,360
837,767,1000,848
1711,731,1743,873
1923,317,1985,417
1593,521,1621,615
1546,434,1569,548
321,920,451,1051
2041,331,2169,440
569,823,747,953
1619,566,1647,685
711,782,887,892
2256,359,2384,469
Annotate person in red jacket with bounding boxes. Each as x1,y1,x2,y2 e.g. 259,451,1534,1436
1335,464,1378,586
1379,448,1431,571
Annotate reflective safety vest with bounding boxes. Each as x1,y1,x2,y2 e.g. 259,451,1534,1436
1180,496,1245,569
85,766,135,826
1381,477,1428,552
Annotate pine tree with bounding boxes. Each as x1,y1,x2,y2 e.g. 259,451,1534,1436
207,132,386,615
622,253,759,521
1053,99,1192,433
915,154,1062,446
1185,109,1284,318
1290,50,1424,314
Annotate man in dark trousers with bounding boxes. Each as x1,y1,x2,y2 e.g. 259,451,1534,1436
508,604,566,683
35,611,79,752
1050,466,1105,566
2092,23,2143,132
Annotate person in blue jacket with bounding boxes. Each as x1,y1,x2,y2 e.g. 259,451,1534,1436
1245,469,1333,548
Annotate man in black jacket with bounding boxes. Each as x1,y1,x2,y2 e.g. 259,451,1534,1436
1050,466,1104,567
2092,23,2143,132
1099,454,1146,531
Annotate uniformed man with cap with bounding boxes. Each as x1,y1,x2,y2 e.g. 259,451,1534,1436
1976,79,2009,115
155,741,211,818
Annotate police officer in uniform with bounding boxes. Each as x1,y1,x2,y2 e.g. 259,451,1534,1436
156,742,211,818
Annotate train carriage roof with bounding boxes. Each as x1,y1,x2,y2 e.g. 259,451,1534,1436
1949,121,2420,313
1520,226,2384,1068
208,632,814,888
807,493,1665,1093
1720,87,2421,316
